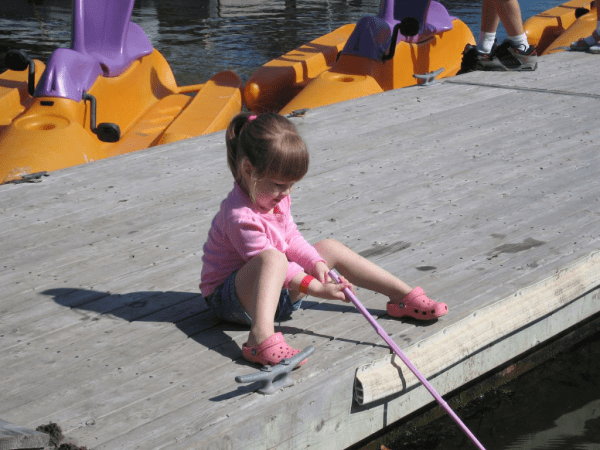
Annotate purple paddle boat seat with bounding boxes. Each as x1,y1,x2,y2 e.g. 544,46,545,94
72,0,153,77
35,0,153,101
420,1,454,35
379,0,454,41
342,0,455,60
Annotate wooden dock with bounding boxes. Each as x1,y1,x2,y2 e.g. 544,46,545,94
1,50,600,450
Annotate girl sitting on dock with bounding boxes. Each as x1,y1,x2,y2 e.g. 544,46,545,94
200,112,448,367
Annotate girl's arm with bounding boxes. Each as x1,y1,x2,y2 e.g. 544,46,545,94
286,225,323,267
289,271,353,302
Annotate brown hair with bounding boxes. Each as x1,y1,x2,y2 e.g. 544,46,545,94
226,112,309,200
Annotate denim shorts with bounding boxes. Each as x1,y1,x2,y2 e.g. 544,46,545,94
204,271,302,326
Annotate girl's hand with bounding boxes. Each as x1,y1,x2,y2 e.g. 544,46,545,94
313,275,353,303
312,261,331,284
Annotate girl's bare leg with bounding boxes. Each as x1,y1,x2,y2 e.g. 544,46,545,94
314,239,412,303
234,248,288,347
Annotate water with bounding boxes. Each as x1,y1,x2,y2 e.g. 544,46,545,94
0,0,569,85
2,1,597,449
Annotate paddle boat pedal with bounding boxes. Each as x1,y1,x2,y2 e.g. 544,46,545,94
413,67,444,86
235,346,315,395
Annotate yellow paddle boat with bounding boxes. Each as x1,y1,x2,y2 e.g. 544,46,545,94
0,0,242,184
523,0,595,55
244,0,475,115
543,1,598,55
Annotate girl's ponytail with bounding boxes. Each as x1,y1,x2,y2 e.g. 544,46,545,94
226,113,253,182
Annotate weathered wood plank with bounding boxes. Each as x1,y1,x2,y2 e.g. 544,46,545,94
1,51,600,450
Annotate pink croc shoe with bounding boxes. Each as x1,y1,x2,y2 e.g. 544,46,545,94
242,332,306,367
387,287,448,320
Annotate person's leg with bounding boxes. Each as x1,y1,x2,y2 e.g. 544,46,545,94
481,0,530,50
493,0,533,51
481,0,537,71
495,0,524,37
313,239,411,303
234,248,288,347
480,0,500,34
478,0,500,53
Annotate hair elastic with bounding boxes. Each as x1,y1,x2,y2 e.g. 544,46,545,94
248,114,257,122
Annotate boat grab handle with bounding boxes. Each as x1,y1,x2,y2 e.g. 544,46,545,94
382,17,420,61
82,91,121,143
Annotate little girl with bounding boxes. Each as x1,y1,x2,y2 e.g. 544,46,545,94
200,112,447,367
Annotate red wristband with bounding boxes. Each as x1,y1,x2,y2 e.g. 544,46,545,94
299,275,315,295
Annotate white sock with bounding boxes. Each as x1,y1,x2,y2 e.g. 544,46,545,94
478,31,496,54
508,33,529,51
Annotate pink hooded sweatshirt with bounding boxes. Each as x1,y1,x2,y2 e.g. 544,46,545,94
200,182,324,297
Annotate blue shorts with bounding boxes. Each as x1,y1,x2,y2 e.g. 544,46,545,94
204,271,302,326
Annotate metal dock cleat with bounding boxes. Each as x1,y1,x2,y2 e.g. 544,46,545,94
235,346,315,395
414,67,444,86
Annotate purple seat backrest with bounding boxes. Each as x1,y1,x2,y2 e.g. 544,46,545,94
341,16,392,60
34,48,103,100
422,2,454,35
377,0,453,42
72,0,153,77
35,0,154,100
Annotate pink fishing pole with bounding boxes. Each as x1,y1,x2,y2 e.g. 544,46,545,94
329,270,486,450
